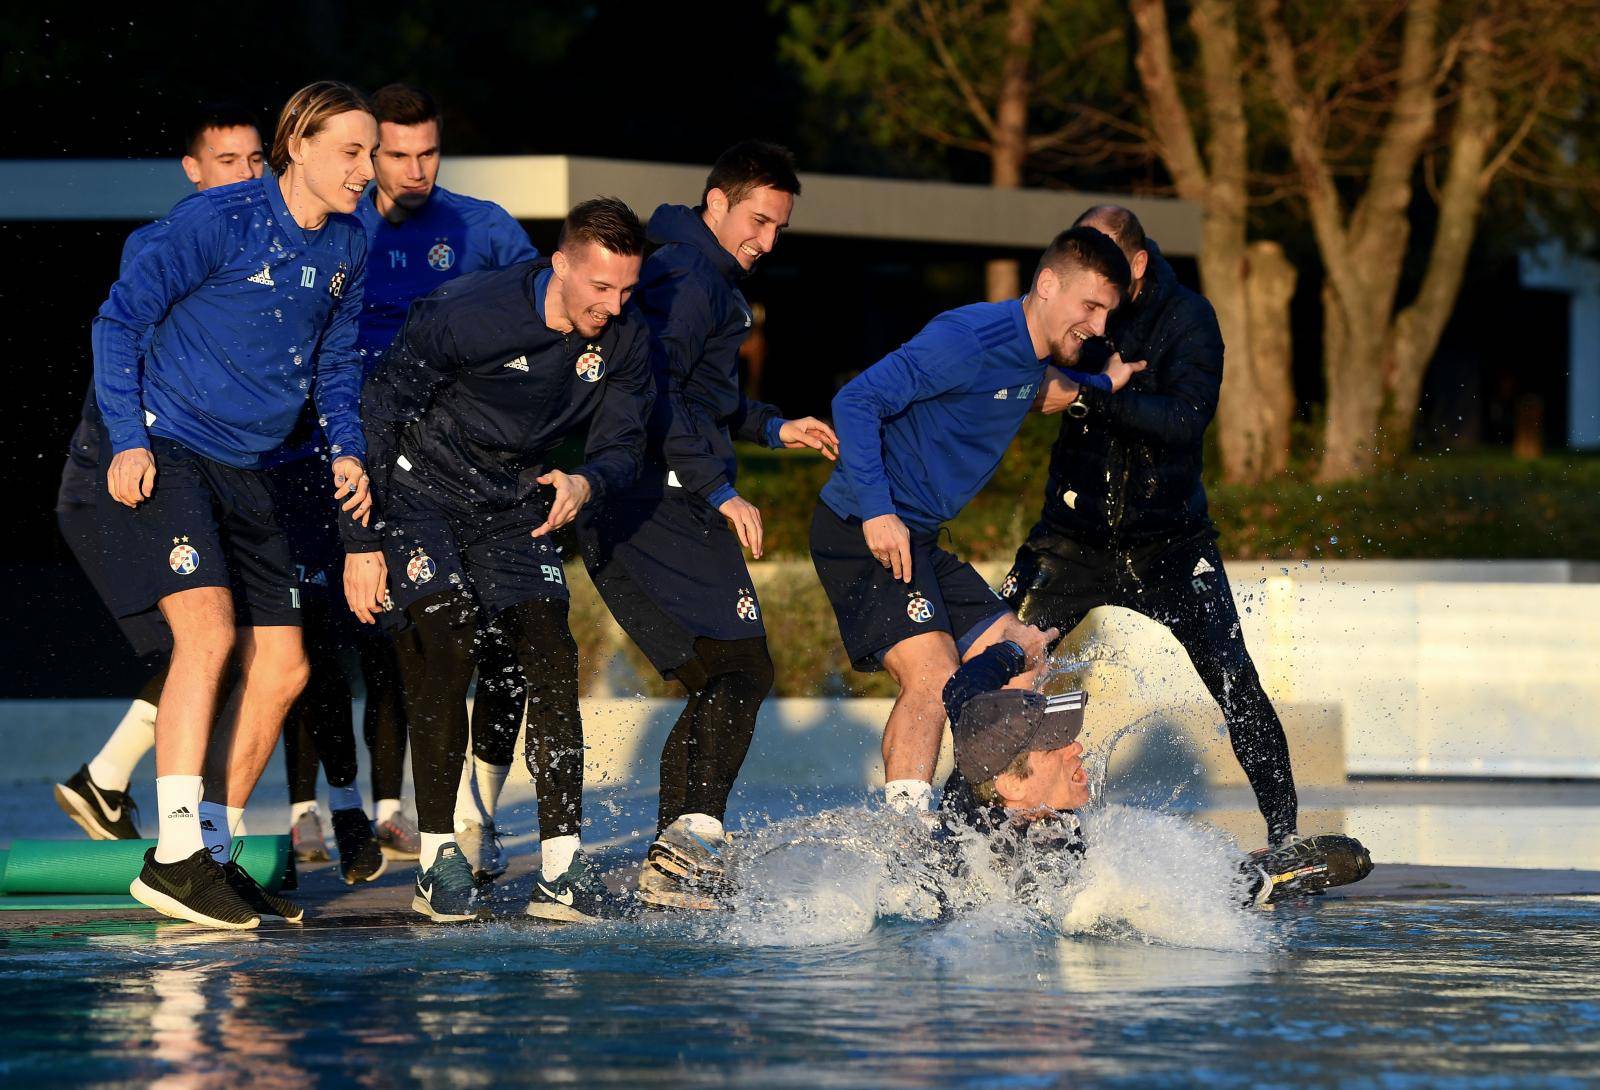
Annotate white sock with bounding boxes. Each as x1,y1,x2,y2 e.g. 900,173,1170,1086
154,776,204,864
199,801,232,863
376,798,403,824
419,831,453,872
540,834,580,881
88,699,158,793
290,800,319,824
227,805,247,838
884,779,933,813
671,812,724,841
328,782,363,813
455,757,510,829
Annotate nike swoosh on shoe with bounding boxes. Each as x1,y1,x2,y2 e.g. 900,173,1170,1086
86,780,122,822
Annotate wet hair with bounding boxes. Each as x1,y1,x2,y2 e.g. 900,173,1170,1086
184,103,260,158
371,83,441,131
558,196,646,257
1073,204,1147,262
701,140,802,208
971,749,1036,807
1033,225,1132,294
268,80,372,175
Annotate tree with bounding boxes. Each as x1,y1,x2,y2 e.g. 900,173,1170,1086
1128,0,1296,482
1255,0,1600,480
781,0,1127,301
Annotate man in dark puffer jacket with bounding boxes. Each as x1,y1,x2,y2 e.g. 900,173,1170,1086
1000,205,1299,849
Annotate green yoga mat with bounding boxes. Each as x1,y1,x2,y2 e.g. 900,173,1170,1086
0,836,292,895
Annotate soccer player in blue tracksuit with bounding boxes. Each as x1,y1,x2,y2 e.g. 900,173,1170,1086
810,226,1141,816
92,82,378,930
274,83,540,876
340,198,655,924
577,141,838,910
54,106,264,845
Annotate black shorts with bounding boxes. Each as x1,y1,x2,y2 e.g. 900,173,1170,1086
263,454,345,599
57,504,172,657
92,437,301,628
809,501,1009,673
578,490,764,675
378,483,569,619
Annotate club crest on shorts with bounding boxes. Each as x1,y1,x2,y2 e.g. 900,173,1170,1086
1000,571,1019,599
168,535,199,576
405,548,436,585
427,241,455,272
328,263,347,300
576,346,605,382
736,589,760,623
906,592,935,624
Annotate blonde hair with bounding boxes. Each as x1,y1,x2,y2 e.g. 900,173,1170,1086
268,81,371,175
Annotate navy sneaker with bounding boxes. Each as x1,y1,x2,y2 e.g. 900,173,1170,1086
525,852,626,923
55,765,140,840
411,843,482,923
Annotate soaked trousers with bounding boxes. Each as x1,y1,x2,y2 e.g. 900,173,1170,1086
1000,524,1299,846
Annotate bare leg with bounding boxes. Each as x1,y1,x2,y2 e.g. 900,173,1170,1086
155,587,236,777
204,626,309,808
880,631,962,783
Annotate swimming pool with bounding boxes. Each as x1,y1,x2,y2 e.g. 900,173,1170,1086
5,805,1597,1089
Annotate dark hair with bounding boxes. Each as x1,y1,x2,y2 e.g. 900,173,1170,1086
1034,225,1132,294
184,103,260,158
269,81,371,174
701,140,801,208
1073,204,1146,262
558,196,646,257
371,83,441,130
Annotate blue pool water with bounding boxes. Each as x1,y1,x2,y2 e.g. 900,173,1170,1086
4,804,1598,1089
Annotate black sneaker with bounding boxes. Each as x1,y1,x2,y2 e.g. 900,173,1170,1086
411,843,482,923
222,857,304,923
1244,834,1375,906
130,847,260,930
525,852,626,923
332,808,388,885
55,765,140,840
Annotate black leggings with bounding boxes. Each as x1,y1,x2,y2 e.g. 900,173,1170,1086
470,624,525,769
658,636,774,833
282,600,360,804
398,593,583,840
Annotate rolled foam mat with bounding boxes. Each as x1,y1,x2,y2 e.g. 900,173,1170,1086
0,835,291,895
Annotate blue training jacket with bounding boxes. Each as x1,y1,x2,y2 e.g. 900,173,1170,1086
353,184,538,361
92,173,368,469
821,299,1045,534
632,203,784,508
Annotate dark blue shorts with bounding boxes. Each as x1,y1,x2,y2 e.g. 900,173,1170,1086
377,483,569,619
57,504,172,657
263,454,345,600
809,501,1008,673
92,437,301,628
578,488,764,675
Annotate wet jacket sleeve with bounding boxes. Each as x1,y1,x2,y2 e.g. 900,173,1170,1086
341,295,465,551
831,318,983,521
575,326,655,505
657,275,739,500
942,641,1027,725
311,238,369,465
91,204,227,456
1077,296,1222,446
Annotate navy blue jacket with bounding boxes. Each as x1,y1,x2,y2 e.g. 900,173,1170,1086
92,174,368,469
632,204,783,505
1043,239,1220,545
347,261,654,550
